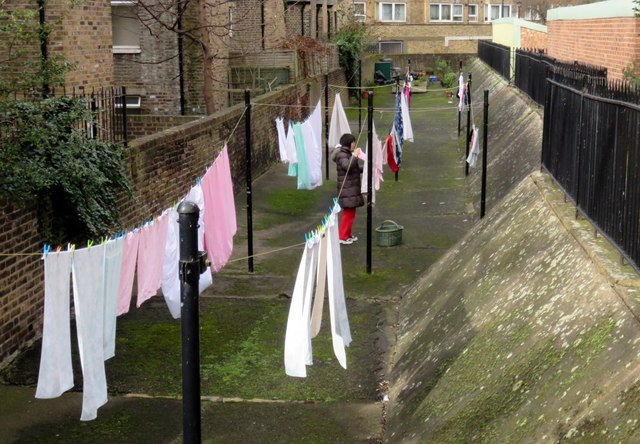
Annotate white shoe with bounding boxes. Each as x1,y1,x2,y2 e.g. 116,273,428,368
349,236,358,242
339,238,353,245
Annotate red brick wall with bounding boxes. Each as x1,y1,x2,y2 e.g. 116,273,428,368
520,28,547,51
0,69,347,368
547,18,640,80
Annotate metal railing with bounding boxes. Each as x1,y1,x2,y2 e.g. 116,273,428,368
478,40,510,80
3,86,128,145
515,48,607,106
542,66,640,271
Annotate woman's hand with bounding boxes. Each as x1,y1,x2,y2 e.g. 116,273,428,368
353,147,363,158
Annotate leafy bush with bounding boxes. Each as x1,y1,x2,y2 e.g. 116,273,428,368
442,71,457,89
332,21,370,99
0,96,131,243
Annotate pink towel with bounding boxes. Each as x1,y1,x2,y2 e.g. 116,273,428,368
202,146,237,272
116,230,140,316
136,212,170,307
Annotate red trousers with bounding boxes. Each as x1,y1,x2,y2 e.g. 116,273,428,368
339,208,356,240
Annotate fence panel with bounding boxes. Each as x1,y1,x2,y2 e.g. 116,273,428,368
543,67,640,270
478,40,510,80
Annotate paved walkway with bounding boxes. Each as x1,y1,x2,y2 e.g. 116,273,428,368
0,82,474,443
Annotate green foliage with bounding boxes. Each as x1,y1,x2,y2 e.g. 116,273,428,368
622,62,640,87
442,71,457,89
332,21,370,98
0,96,132,243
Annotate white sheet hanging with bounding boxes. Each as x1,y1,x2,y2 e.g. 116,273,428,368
72,244,108,421
326,210,352,369
361,121,384,203
103,238,124,360
36,250,74,400
284,239,318,377
301,100,323,189
466,125,480,168
275,117,289,163
328,93,351,149
285,120,297,165
401,92,414,142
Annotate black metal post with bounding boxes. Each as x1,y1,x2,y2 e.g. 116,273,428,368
481,90,489,219
358,60,362,133
90,92,98,140
466,73,472,176
408,58,411,77
324,74,329,180
37,0,49,98
244,90,254,272
366,91,374,275
574,88,585,219
178,201,202,444
122,86,128,148
457,71,462,137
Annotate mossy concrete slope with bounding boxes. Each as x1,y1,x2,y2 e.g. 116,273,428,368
386,172,640,442
464,58,544,215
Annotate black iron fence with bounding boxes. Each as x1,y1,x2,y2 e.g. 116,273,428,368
515,48,607,106
478,40,510,80
542,66,640,270
3,86,128,145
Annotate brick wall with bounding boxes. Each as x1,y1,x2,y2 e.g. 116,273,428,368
547,18,640,80
0,68,346,368
370,23,492,54
127,115,201,140
520,27,547,50
48,0,113,90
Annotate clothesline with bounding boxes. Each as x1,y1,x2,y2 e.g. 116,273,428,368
254,102,458,112
327,83,458,92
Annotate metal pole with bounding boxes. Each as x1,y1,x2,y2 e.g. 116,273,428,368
244,90,254,272
366,91,374,275
178,201,202,444
90,92,98,140
358,60,362,134
481,90,489,219
395,77,400,182
122,86,128,148
466,73,472,176
324,74,329,180
457,71,462,137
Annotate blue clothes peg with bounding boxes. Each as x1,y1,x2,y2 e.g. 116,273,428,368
43,244,51,256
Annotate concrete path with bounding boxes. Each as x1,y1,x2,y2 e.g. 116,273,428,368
0,81,474,443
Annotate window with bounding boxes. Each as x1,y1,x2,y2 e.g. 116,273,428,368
368,40,403,54
379,3,406,22
468,4,478,21
115,95,142,108
430,4,462,22
111,2,140,53
452,4,463,21
484,3,512,22
354,2,366,22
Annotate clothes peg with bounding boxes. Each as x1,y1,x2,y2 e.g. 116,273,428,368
87,240,94,248
56,246,62,253
42,244,51,256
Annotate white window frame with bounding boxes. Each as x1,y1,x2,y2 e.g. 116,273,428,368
115,95,142,109
111,1,141,54
468,4,478,22
354,2,366,22
432,3,465,22
452,4,463,22
484,3,512,22
379,2,406,22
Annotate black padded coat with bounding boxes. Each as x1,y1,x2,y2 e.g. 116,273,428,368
332,146,364,209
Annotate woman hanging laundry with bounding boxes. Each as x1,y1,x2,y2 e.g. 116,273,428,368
332,133,364,245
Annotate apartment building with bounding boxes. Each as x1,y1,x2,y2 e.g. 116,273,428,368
353,1,519,53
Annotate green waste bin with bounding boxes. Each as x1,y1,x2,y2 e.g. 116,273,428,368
374,61,392,82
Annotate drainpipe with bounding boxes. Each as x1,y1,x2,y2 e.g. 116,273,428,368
177,0,185,115
301,4,305,35
261,0,265,50
37,0,49,97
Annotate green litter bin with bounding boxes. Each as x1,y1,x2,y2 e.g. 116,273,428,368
375,220,403,247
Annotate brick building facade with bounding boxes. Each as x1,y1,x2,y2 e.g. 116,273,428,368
546,0,640,80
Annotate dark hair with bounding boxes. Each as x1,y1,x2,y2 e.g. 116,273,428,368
339,133,356,148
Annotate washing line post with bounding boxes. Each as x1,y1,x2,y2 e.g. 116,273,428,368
178,201,207,444
358,60,362,133
457,68,461,137
324,74,329,180
465,73,472,177
244,89,254,272
481,90,489,219
366,91,374,275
